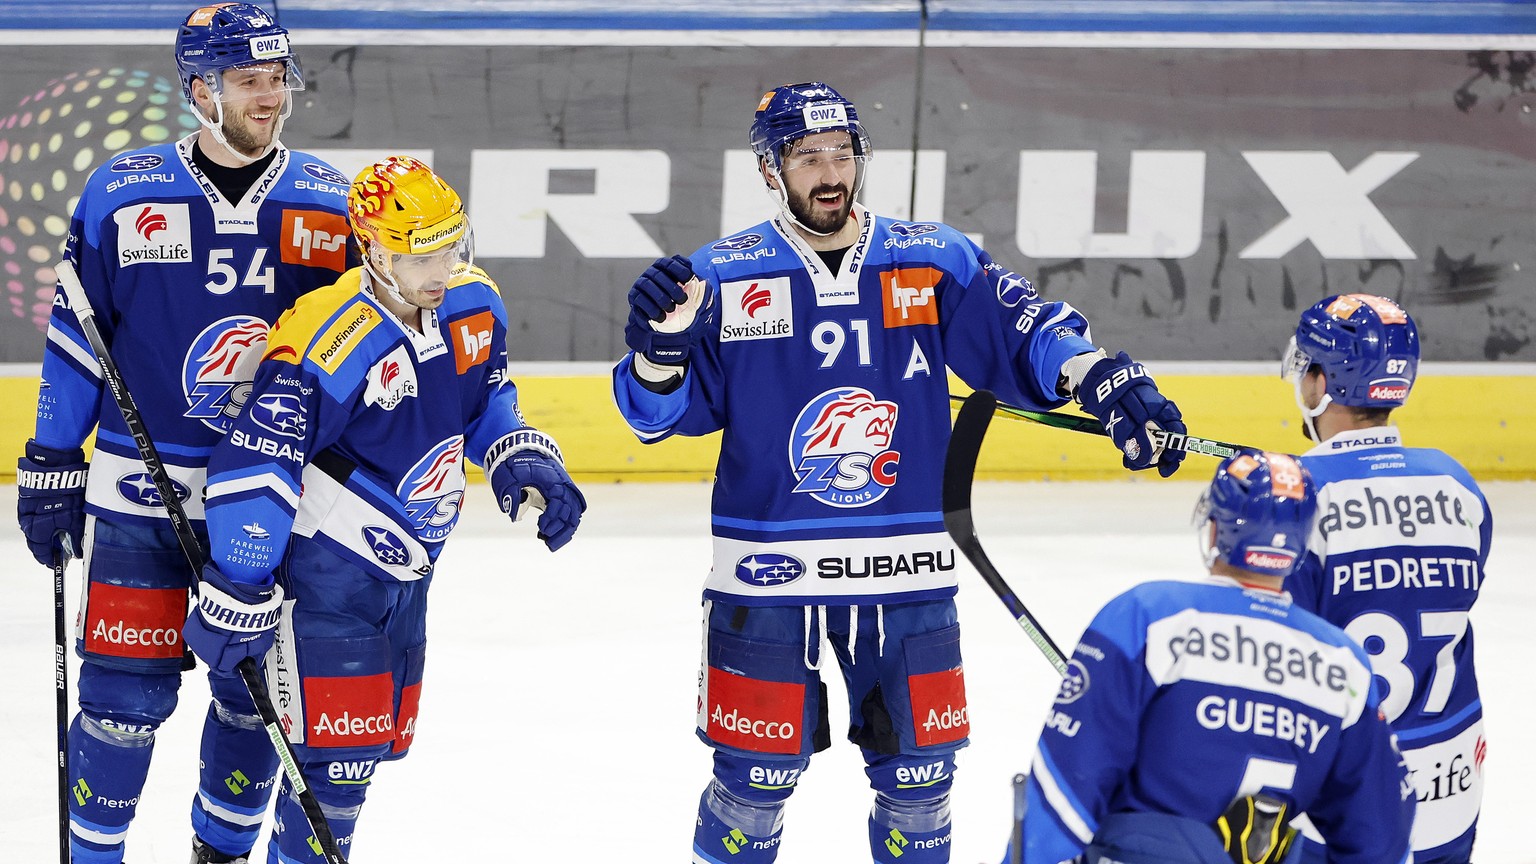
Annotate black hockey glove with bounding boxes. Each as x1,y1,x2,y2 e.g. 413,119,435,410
624,254,714,365
17,439,88,565
1076,351,1187,477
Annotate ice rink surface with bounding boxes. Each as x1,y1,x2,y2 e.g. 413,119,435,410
1,479,1532,863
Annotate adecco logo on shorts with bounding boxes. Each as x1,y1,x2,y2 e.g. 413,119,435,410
83,583,186,661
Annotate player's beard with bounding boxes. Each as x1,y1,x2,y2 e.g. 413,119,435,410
787,182,854,235
220,102,279,157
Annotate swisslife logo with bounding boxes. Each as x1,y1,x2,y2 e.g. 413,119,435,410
363,344,418,411
720,277,793,342
113,203,192,267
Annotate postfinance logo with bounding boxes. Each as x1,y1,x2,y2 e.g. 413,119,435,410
885,828,909,857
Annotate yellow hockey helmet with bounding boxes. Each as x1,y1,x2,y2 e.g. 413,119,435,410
348,156,468,257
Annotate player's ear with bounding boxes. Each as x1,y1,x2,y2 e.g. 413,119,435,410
759,157,778,191
189,76,213,113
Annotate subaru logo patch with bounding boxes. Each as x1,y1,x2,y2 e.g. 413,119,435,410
110,153,164,172
733,553,806,588
889,222,939,238
362,526,410,566
711,233,763,252
250,393,307,439
302,162,349,186
116,472,190,508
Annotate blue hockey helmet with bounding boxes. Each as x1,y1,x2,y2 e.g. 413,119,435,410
749,82,872,171
1194,451,1316,578
174,3,304,106
1281,294,1419,409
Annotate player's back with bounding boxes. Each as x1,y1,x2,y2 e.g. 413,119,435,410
1116,580,1386,823
1026,577,1412,864
1294,428,1489,862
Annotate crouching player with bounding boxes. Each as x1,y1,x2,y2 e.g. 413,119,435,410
1009,452,1414,864
185,156,585,862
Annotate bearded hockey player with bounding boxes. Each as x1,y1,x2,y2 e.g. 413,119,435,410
190,156,584,863
612,81,1188,864
14,5,352,861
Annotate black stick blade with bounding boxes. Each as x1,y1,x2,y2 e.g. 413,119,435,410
944,390,997,520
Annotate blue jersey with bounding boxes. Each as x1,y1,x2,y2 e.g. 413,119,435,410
1022,578,1414,864
35,134,352,526
1290,427,1490,861
614,208,1097,605
203,267,528,585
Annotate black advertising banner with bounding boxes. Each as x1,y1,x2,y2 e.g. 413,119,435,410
0,40,1530,363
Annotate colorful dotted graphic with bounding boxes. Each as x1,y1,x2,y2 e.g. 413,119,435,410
0,67,198,331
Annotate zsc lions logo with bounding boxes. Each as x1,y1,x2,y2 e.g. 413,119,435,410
361,525,410,566
116,472,191,508
110,153,164,172
183,316,269,433
889,222,939,238
734,553,806,588
250,393,306,440
789,387,900,508
398,437,466,542
302,162,349,185
711,233,763,252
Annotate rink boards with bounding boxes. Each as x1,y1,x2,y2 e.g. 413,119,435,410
3,365,1531,481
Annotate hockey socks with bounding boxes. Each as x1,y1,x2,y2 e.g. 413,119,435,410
693,784,785,864
68,713,155,864
191,699,282,857
869,793,953,863
267,773,364,864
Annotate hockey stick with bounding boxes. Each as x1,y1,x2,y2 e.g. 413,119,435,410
1008,772,1027,864
53,540,70,864
54,260,350,864
943,390,1068,676
946,393,1249,459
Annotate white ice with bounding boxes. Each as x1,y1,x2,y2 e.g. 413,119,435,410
2,480,1532,863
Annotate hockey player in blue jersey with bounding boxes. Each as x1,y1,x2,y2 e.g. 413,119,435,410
1011,451,1415,864
612,82,1188,864
188,155,585,863
1281,295,1490,864
13,5,353,862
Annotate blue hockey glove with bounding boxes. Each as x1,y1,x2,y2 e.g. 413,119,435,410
624,254,713,365
485,429,587,552
183,563,283,676
1076,351,1187,477
16,439,88,565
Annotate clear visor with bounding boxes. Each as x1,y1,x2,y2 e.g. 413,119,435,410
205,58,306,102
780,139,865,174
382,231,474,284
1279,336,1312,383
1191,488,1220,567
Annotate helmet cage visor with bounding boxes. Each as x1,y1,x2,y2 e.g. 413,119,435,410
1279,335,1314,384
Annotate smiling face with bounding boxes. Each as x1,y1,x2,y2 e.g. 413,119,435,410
192,62,289,158
765,130,859,236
